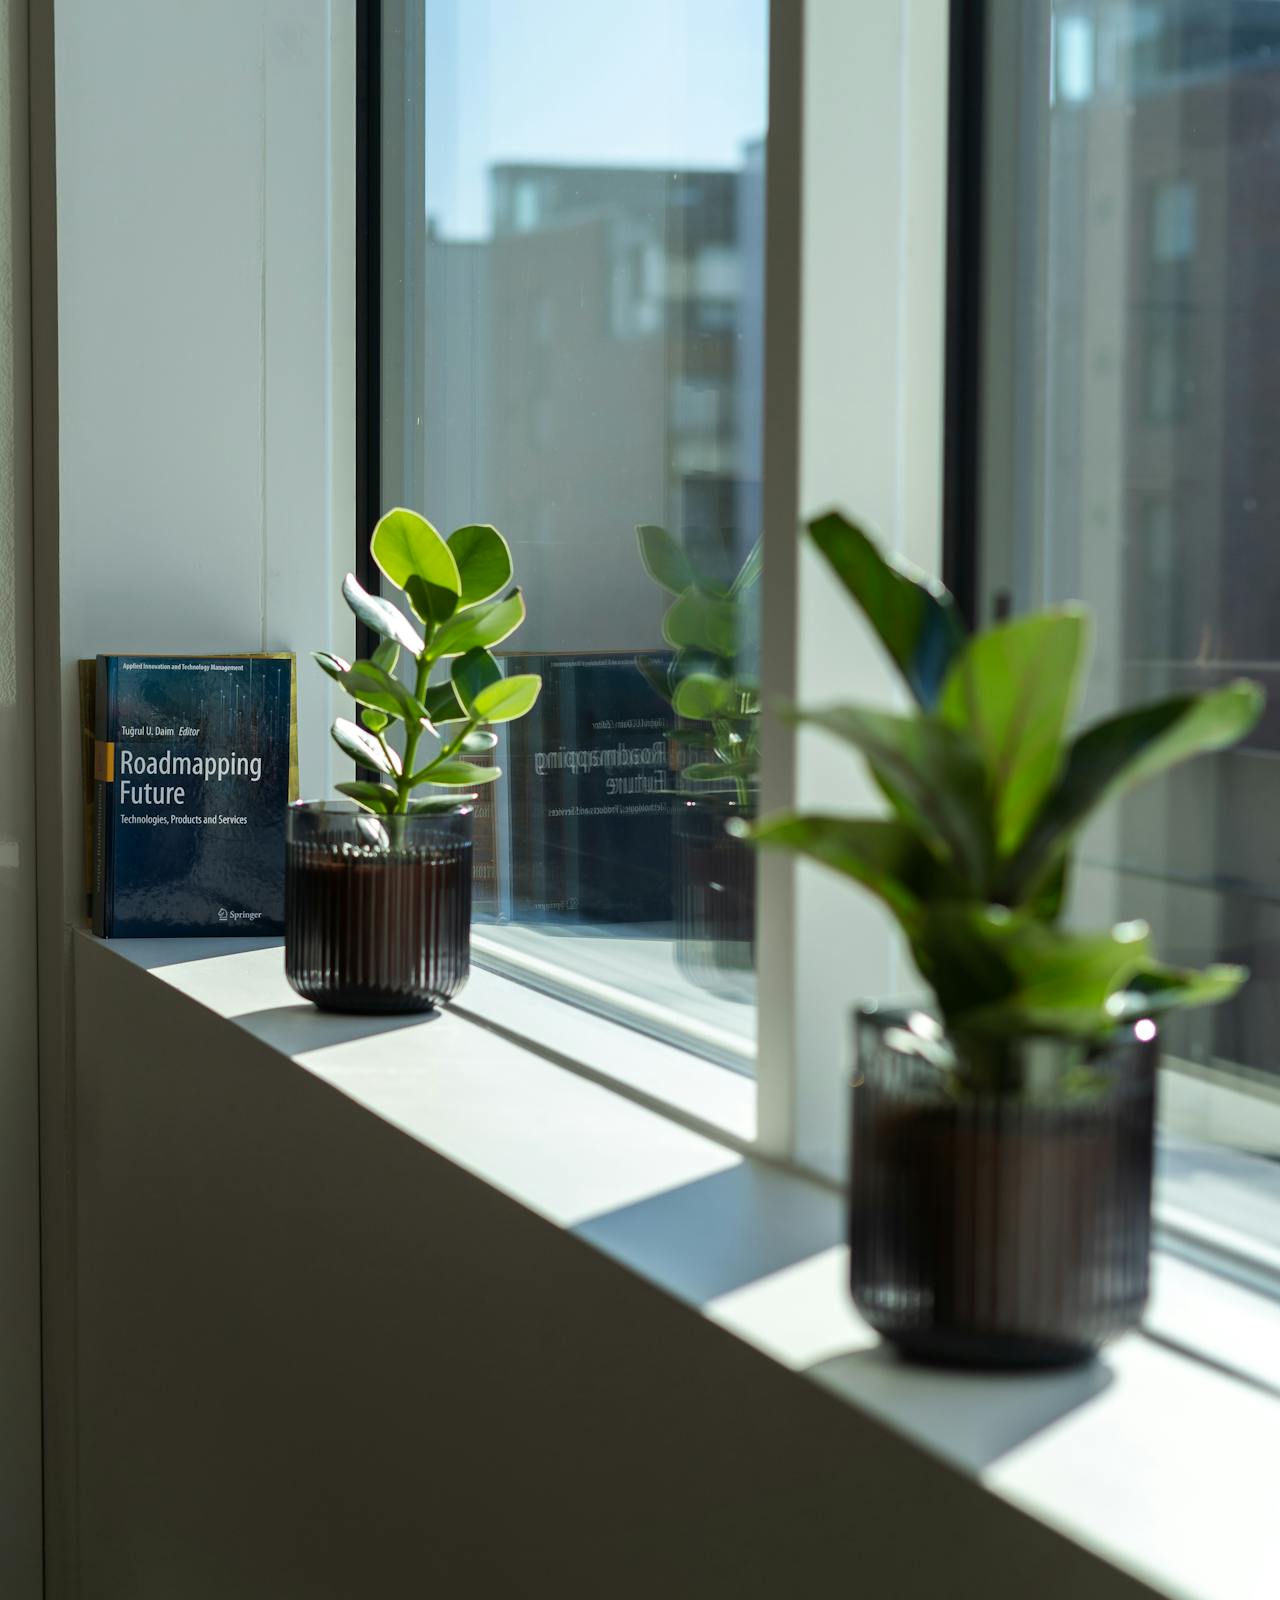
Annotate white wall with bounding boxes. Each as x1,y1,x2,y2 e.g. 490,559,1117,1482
43,2,355,1586
0,0,45,1590
54,0,355,926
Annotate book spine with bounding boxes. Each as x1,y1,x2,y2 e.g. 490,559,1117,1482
91,655,112,937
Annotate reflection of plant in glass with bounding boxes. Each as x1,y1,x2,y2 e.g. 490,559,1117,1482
634,524,761,808
315,509,541,816
741,511,1265,1073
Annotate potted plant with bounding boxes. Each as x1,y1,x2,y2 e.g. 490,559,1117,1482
635,524,761,998
286,509,541,1013
741,510,1263,1366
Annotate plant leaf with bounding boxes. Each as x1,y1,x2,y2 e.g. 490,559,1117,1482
637,524,694,595
682,760,754,783
405,574,460,628
730,536,763,597
417,759,501,786
808,510,965,710
370,637,400,675
424,679,467,726
451,646,503,713
1004,679,1265,901
448,523,513,605
939,608,1088,857
743,812,941,927
360,707,389,734
636,654,673,706
917,905,1151,1035
338,661,427,725
1107,960,1248,1022
370,507,461,595
471,673,542,724
341,572,425,655
408,795,477,815
428,587,526,659
786,704,991,889
663,587,737,658
335,780,394,814
313,650,351,682
331,717,402,776
460,728,498,753
673,672,734,720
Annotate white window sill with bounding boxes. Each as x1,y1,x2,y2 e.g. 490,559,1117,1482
77,930,1280,1600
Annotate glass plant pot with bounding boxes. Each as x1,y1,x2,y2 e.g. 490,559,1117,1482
849,1005,1156,1368
672,794,756,1002
284,802,472,1014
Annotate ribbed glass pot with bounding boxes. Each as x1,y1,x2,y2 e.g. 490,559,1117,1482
284,802,472,1013
849,1005,1157,1368
672,795,756,1001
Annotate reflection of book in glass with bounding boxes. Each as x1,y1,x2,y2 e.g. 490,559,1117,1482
500,652,676,924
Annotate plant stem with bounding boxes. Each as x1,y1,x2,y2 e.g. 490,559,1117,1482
394,655,434,814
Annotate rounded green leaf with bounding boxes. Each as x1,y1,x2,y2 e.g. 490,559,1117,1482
673,672,734,720
335,780,394,814
460,728,498,753
405,574,460,628
313,650,351,682
471,673,541,724
429,588,526,660
360,707,390,734
423,679,466,726
420,759,501,786
636,524,694,596
331,717,402,776
371,507,462,595
452,646,504,712
663,587,738,658
341,572,424,655
448,524,513,605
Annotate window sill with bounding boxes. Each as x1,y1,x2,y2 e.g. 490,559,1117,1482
75,930,1280,1600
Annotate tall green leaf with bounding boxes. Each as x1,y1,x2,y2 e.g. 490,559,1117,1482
637,524,694,595
1004,680,1265,900
742,812,941,927
786,704,991,889
939,608,1088,857
448,524,513,605
808,510,965,710
371,507,461,595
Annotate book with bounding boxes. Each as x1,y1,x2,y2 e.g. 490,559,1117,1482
498,651,676,924
88,654,297,937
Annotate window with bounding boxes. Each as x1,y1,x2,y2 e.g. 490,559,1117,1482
374,0,768,1067
973,0,1280,1271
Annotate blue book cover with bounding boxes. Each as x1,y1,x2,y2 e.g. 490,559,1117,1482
92,654,296,937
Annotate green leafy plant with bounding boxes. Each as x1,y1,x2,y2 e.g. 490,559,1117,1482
316,508,541,815
634,523,761,807
741,510,1264,1059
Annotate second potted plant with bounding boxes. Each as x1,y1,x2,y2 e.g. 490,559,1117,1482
286,509,541,1013
743,511,1263,1366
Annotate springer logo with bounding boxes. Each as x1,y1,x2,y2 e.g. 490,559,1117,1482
218,907,264,924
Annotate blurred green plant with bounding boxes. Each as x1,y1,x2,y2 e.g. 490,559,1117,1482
316,508,541,816
634,523,761,808
739,510,1264,1065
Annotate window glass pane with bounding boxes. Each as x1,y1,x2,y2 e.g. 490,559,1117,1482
983,0,1280,1259
380,2,768,1060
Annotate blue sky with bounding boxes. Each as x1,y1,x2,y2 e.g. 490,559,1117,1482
423,0,769,238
